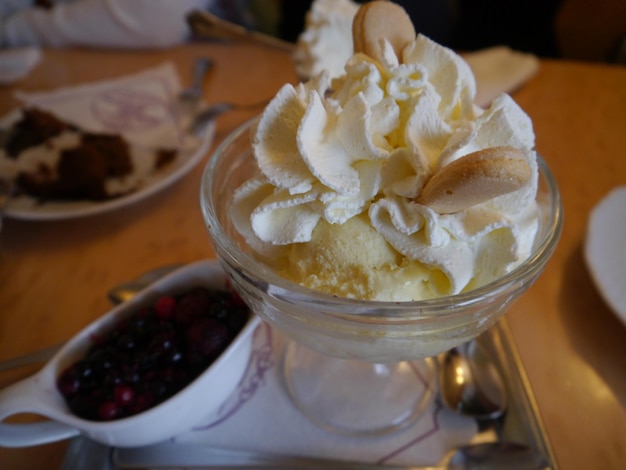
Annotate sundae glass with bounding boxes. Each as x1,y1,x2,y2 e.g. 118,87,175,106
199,118,562,436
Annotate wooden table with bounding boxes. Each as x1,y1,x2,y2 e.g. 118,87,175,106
1,42,625,469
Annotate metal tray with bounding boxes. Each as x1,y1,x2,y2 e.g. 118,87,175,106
58,318,558,469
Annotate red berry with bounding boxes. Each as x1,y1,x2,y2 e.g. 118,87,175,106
230,291,246,307
155,296,176,319
113,385,135,406
186,318,230,358
98,401,120,421
57,368,80,398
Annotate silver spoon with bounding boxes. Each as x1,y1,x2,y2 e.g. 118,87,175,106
105,263,182,304
437,340,507,420
437,343,551,468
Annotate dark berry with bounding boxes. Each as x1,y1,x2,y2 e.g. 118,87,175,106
155,296,176,319
68,395,99,420
128,391,154,414
57,368,81,398
116,333,138,351
148,331,177,355
102,370,123,388
166,349,184,365
88,348,119,370
175,288,211,324
74,360,96,380
122,368,142,385
186,318,229,358
98,401,120,421
208,301,228,320
128,315,155,338
229,291,246,307
227,308,249,335
57,286,249,421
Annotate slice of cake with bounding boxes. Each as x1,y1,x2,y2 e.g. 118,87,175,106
1,108,177,202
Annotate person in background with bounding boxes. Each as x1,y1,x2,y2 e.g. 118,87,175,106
280,0,455,52
449,0,562,58
0,0,281,49
280,0,563,58
6,1,617,64
0,0,212,49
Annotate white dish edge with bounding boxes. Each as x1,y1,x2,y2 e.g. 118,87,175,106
584,186,626,327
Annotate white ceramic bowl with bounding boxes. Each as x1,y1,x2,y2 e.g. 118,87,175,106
0,260,259,448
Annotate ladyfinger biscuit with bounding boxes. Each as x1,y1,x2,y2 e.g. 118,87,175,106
418,146,532,214
352,1,416,63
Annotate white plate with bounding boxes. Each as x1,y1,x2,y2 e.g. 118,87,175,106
0,47,41,85
584,186,626,327
2,121,215,221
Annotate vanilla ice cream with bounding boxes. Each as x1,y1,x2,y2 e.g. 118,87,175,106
233,33,539,301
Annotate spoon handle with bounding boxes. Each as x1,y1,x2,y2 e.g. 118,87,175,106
189,58,213,95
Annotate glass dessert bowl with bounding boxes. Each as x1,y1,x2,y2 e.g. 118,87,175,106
200,118,563,435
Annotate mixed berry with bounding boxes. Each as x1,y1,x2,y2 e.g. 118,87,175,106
57,287,250,421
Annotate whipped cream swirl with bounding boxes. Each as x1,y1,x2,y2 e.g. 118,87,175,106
233,34,539,298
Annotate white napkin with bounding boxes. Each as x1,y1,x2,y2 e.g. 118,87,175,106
462,46,540,108
0,46,41,85
12,63,193,149
117,322,477,468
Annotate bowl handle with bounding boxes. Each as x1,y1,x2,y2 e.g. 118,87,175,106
0,376,80,447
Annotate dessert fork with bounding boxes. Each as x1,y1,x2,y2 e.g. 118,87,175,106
178,57,214,113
